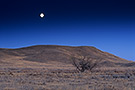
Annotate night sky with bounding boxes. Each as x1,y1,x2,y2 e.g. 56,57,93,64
0,0,134,61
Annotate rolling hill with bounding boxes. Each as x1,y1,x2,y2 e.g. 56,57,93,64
0,45,134,67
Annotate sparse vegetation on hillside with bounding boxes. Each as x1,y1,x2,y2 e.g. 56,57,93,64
0,45,135,89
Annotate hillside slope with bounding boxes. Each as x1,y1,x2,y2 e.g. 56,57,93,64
0,45,134,67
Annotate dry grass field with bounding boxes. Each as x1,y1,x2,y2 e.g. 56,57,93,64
0,45,135,90
0,64,135,90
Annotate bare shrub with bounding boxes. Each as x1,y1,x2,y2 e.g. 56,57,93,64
71,55,102,72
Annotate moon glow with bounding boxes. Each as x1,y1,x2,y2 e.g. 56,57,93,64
40,13,44,18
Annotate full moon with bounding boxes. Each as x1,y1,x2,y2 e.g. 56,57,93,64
40,13,44,18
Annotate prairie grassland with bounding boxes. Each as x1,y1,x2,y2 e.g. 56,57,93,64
0,63,135,90
1,45,135,89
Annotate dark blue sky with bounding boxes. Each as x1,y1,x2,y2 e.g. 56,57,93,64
0,0,134,61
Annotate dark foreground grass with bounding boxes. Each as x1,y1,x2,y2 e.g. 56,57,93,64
0,67,135,90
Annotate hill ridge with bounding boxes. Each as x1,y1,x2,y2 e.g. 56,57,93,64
0,45,134,67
